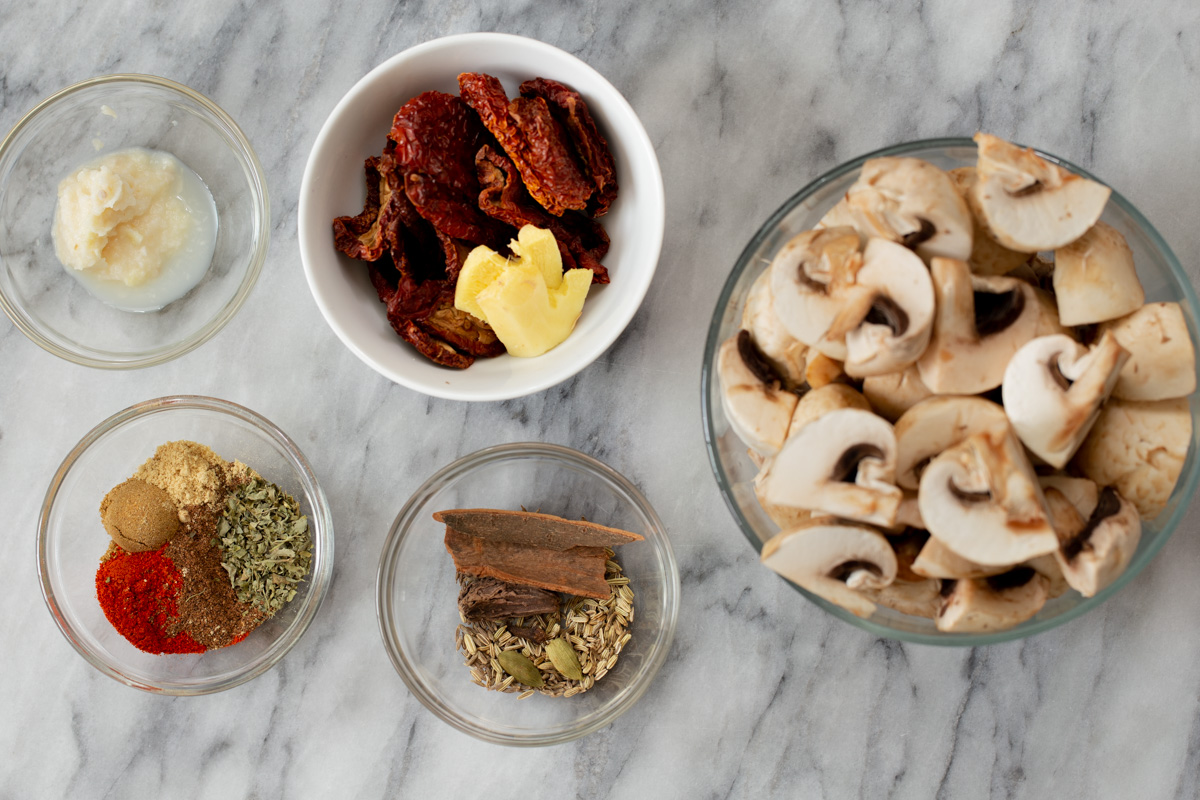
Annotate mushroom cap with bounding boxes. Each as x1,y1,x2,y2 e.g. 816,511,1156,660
717,332,799,457
787,383,872,436
761,519,898,618
769,227,864,359
916,258,1040,395
894,395,1010,490
863,366,934,423
947,166,1030,276
1052,487,1142,597
935,570,1050,633
763,408,902,527
753,465,814,530
1073,396,1191,519
1002,332,1129,468
1054,221,1145,326
825,238,936,377
742,270,808,387
1101,302,1197,401
918,428,1058,566
841,157,973,262
971,133,1111,253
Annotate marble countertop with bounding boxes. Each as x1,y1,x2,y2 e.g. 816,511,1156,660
4,1,1200,797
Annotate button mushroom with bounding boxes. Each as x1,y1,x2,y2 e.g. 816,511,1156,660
970,133,1111,253
769,226,864,359
916,257,1040,395
717,331,799,458
862,366,934,422
761,520,898,618
1100,302,1197,401
1039,474,1100,520
912,536,1009,580
1002,331,1129,468
862,578,944,619
742,270,808,388
918,428,1058,566
840,157,973,262
935,568,1050,633
1053,221,1145,326
1048,486,1142,597
805,351,846,390
1073,396,1192,519
947,166,1030,276
893,395,1010,490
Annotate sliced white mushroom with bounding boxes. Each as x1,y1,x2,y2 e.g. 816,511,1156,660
817,196,863,233
918,428,1058,566
786,383,873,436
935,569,1050,633
894,492,925,530
1027,553,1070,599
742,270,808,387
1100,302,1197,401
1051,486,1142,597
761,520,897,618
971,133,1111,252
1002,332,1129,468
894,395,1010,490
863,366,933,422
1054,221,1145,325
947,166,1030,276
753,468,814,530
769,227,864,359
1038,475,1099,520
1073,397,1191,519
822,238,936,377
840,157,973,262
805,352,846,390
861,578,944,619
1031,286,1071,338
717,332,799,457
916,257,1040,395
912,536,1008,579
763,407,902,527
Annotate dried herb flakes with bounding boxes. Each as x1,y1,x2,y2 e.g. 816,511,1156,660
216,478,312,616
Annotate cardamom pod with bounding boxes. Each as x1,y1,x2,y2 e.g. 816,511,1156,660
545,638,583,681
498,651,544,688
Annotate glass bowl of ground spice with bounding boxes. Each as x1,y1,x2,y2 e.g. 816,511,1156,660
38,395,333,694
377,442,680,746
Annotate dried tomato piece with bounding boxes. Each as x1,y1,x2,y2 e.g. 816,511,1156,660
368,259,399,305
395,318,474,369
475,145,610,284
459,72,593,217
520,78,618,217
405,171,514,248
333,156,390,260
388,91,484,199
417,295,506,358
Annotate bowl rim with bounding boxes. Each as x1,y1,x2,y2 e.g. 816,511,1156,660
700,136,1200,646
0,73,270,369
37,394,334,694
298,32,665,401
376,441,680,745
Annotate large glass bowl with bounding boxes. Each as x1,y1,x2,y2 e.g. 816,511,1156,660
38,396,334,693
377,443,679,745
0,75,269,368
701,138,1200,645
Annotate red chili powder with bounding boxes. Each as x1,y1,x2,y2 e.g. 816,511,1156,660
95,545,206,655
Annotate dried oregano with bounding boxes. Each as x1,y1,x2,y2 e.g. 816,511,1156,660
216,478,312,616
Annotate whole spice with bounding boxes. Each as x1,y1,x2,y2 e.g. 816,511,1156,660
498,650,544,688
218,478,312,615
545,637,584,681
95,546,205,655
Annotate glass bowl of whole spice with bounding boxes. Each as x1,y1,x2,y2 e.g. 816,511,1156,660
38,395,333,694
377,442,680,746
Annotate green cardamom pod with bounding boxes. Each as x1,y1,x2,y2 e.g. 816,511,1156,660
545,638,583,681
498,651,544,688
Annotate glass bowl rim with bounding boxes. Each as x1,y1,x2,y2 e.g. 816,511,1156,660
37,394,335,694
700,136,1200,646
0,73,270,369
375,441,681,746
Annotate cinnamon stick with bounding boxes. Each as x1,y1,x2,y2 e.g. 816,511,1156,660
433,508,644,549
444,526,611,599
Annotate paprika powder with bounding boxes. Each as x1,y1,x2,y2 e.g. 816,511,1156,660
95,545,205,655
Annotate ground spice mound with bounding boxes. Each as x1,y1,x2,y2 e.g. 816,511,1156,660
96,546,205,655
135,440,227,512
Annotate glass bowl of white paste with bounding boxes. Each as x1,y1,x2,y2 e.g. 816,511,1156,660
0,75,268,368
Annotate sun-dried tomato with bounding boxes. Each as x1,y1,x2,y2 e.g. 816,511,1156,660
417,294,506,358
405,172,513,248
476,145,610,284
395,317,474,369
389,91,485,199
333,156,391,260
459,72,593,217
519,78,618,217
368,259,399,304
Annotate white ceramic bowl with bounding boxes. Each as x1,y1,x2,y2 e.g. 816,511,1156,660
299,33,664,401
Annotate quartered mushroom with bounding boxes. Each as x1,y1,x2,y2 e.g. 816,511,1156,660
1073,396,1191,519
1031,286,1071,338
947,166,1030,276
753,471,813,530
840,156,973,262
935,568,1050,633
717,331,799,458
1047,485,1142,597
805,351,847,389
1054,221,1145,326
893,395,1010,490
1002,331,1129,468
862,366,933,422
970,133,1111,253
769,226,864,359
761,520,898,618
1039,474,1100,520
1100,302,1197,401
917,427,1058,566
763,393,901,527
911,537,1067,597
916,257,1040,395
862,578,944,619
742,270,808,387
822,238,936,377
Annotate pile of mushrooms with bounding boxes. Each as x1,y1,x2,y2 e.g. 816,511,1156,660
719,133,1195,633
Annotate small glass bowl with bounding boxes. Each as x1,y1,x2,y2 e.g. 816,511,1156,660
377,443,679,746
701,138,1200,645
38,396,334,694
0,75,269,368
